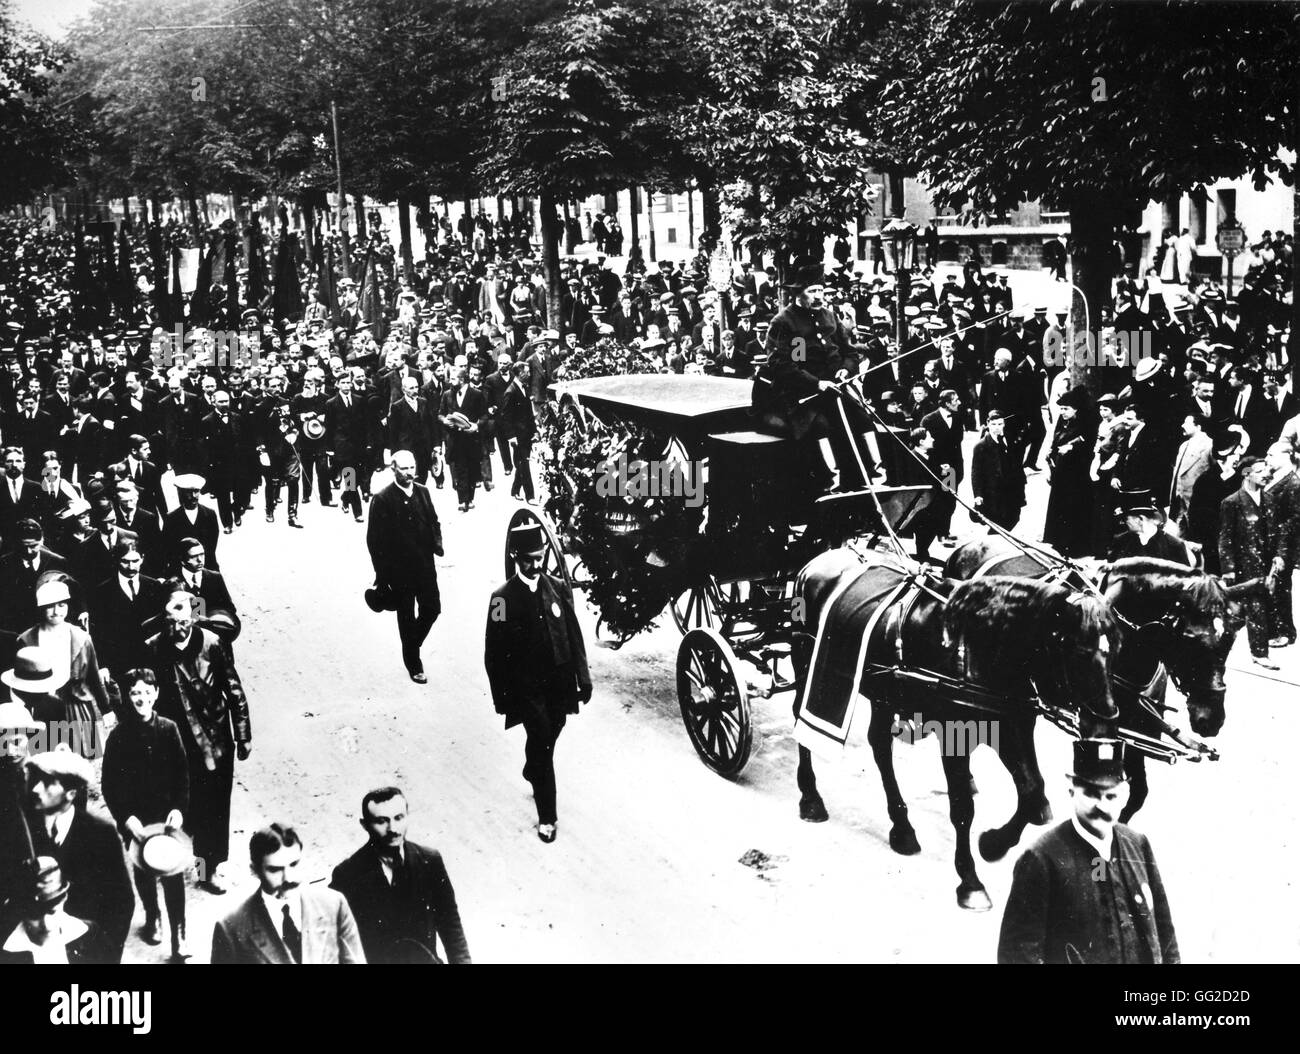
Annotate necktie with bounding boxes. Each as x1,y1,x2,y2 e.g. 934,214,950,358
47,817,59,845
282,904,302,964
128,578,136,600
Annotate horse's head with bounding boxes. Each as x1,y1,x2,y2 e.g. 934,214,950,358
943,577,1117,717
1100,558,1237,737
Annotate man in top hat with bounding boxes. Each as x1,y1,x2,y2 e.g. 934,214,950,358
163,473,220,573
998,738,1179,964
367,450,443,683
25,747,134,963
330,785,471,964
1108,490,1192,564
751,263,881,494
101,667,192,959
485,522,591,843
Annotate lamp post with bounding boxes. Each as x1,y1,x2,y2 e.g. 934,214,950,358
882,217,918,360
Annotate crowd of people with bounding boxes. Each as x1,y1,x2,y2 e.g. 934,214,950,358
0,200,1296,964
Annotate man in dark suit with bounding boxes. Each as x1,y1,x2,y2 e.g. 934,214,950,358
386,376,438,485
0,446,48,551
1220,456,1288,670
1114,400,1170,501
1266,441,1300,648
74,501,139,590
326,372,371,522
366,451,443,683
113,372,159,461
112,479,162,572
500,363,537,502
162,474,220,574
158,377,204,474
0,520,70,658
998,739,1179,964
122,434,166,519
485,522,592,843
26,750,135,963
175,537,240,640
482,352,514,475
90,541,166,704
330,786,470,964
199,391,242,531
212,823,364,964
970,412,1024,530
6,390,57,472
439,363,489,512
920,389,964,544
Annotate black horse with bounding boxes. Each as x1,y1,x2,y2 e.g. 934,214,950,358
945,540,1241,818
791,549,1117,911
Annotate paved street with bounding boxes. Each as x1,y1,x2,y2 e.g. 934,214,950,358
115,449,1300,964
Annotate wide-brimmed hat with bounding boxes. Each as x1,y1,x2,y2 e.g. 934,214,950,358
129,825,194,878
2,648,65,694
1133,358,1161,382
33,580,71,608
173,473,206,491
0,700,42,733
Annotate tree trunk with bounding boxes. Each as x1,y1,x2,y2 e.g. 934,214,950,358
627,186,640,264
463,195,473,243
397,194,414,282
562,199,575,255
1067,194,1117,393
646,190,656,263
354,196,367,242
301,200,317,267
887,169,905,220
687,185,695,250
540,192,564,333
496,195,505,223
186,185,201,232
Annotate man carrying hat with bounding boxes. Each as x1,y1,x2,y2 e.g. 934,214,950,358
25,747,134,963
485,522,591,843
102,667,191,959
998,739,1179,964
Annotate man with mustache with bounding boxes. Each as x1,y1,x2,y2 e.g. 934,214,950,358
998,739,1179,964
212,823,363,964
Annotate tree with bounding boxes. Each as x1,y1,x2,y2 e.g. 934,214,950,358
878,0,1296,389
0,0,75,208
477,0,700,328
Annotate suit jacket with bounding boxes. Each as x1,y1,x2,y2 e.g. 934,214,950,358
90,573,167,678
920,409,965,483
72,527,139,589
970,434,1024,525
116,506,163,571
998,821,1179,964
200,411,240,482
500,382,536,442
0,547,71,635
1218,487,1285,578
386,397,438,466
211,885,365,964
1266,470,1300,566
159,393,204,472
28,806,134,964
180,567,240,637
122,456,166,516
325,393,370,463
101,713,189,832
1168,432,1213,516
484,573,591,728
438,386,488,461
0,476,48,547
1115,423,1169,498
5,410,57,470
366,481,442,589
162,504,220,573
330,841,471,964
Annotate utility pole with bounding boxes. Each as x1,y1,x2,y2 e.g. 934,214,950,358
332,99,351,278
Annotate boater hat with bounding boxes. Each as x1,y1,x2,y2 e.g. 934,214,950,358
2,647,65,694
129,825,195,877
0,700,42,733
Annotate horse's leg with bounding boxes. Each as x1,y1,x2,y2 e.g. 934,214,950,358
977,715,1051,863
796,744,828,822
868,703,920,855
940,747,991,911
1119,751,1149,823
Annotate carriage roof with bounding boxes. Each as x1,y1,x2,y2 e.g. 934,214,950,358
552,374,755,436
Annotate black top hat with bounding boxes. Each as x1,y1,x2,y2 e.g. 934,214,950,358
1070,738,1127,788
508,521,546,555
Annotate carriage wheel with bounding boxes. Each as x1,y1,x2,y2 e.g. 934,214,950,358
670,577,725,634
677,628,753,778
503,507,571,587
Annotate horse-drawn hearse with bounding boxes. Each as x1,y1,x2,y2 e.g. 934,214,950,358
506,368,1239,908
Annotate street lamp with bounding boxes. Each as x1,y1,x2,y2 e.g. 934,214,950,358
881,217,918,359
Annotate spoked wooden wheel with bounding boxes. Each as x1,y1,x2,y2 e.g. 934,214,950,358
503,507,571,587
670,577,725,634
677,627,753,778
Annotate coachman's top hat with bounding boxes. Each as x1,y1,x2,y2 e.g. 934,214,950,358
1070,738,1127,788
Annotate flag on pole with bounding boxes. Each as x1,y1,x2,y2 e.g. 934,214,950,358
272,228,304,324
